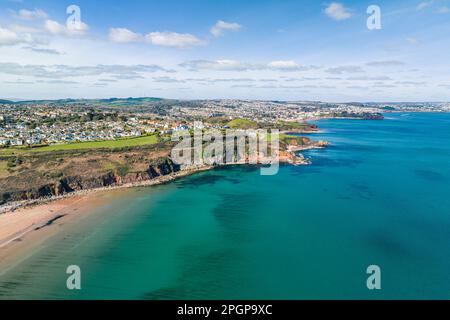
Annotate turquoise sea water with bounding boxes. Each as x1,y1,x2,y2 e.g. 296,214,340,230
1,112,450,300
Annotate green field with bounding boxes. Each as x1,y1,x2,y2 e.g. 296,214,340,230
227,118,258,129
0,135,159,155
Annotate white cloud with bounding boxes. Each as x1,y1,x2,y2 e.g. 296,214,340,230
406,37,419,44
108,28,205,48
267,60,302,71
16,9,48,20
416,1,433,11
325,3,352,21
347,75,392,81
437,6,450,13
180,59,318,72
38,79,79,85
9,24,42,34
44,19,89,36
0,62,171,79
108,22,242,48
23,46,65,55
0,26,38,46
196,59,257,71
395,81,426,86
152,76,186,83
0,26,22,46
326,66,364,74
366,60,405,67
210,20,242,37
146,31,205,48
109,28,142,43
44,20,65,34
181,59,265,71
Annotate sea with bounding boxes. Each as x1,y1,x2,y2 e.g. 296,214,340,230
1,112,449,300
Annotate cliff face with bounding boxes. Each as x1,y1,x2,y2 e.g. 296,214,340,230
0,158,180,205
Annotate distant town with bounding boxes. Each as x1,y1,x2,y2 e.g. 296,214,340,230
1,98,449,147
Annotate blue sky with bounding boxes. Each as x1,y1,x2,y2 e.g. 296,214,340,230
0,0,450,101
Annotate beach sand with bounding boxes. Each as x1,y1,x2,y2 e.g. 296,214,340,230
0,166,215,269
0,192,110,270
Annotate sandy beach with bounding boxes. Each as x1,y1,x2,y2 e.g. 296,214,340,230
0,192,109,269
0,153,320,267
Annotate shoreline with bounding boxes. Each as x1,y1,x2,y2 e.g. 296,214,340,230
0,160,285,252
0,165,214,215
0,191,115,272
0,165,213,261
0,144,327,265
0,145,324,216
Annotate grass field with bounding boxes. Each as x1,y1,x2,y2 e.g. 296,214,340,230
0,135,159,155
227,119,258,129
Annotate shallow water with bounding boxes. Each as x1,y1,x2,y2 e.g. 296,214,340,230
1,112,450,299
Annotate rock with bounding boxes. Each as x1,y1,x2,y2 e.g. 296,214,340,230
0,158,181,205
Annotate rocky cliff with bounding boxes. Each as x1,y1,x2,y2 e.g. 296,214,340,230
0,158,180,205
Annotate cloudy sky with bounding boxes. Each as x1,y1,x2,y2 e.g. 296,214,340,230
0,0,449,101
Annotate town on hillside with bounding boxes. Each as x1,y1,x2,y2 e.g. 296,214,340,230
1,99,449,147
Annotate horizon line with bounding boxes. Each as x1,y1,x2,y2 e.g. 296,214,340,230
2,97,448,105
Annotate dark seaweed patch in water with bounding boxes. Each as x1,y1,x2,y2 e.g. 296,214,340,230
176,174,241,188
289,165,323,176
212,193,253,221
178,174,223,186
142,248,243,300
210,192,263,243
366,232,414,259
0,281,23,297
224,177,241,185
414,169,446,182
231,165,260,173
349,183,373,200
34,214,66,231
333,143,380,153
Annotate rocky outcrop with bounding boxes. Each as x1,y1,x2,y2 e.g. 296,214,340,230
0,158,180,205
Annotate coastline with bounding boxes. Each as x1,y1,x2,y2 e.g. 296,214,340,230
0,165,214,215
0,165,214,265
0,193,103,269
0,141,328,266
0,142,327,216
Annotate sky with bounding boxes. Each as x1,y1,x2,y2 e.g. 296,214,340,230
0,0,450,102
